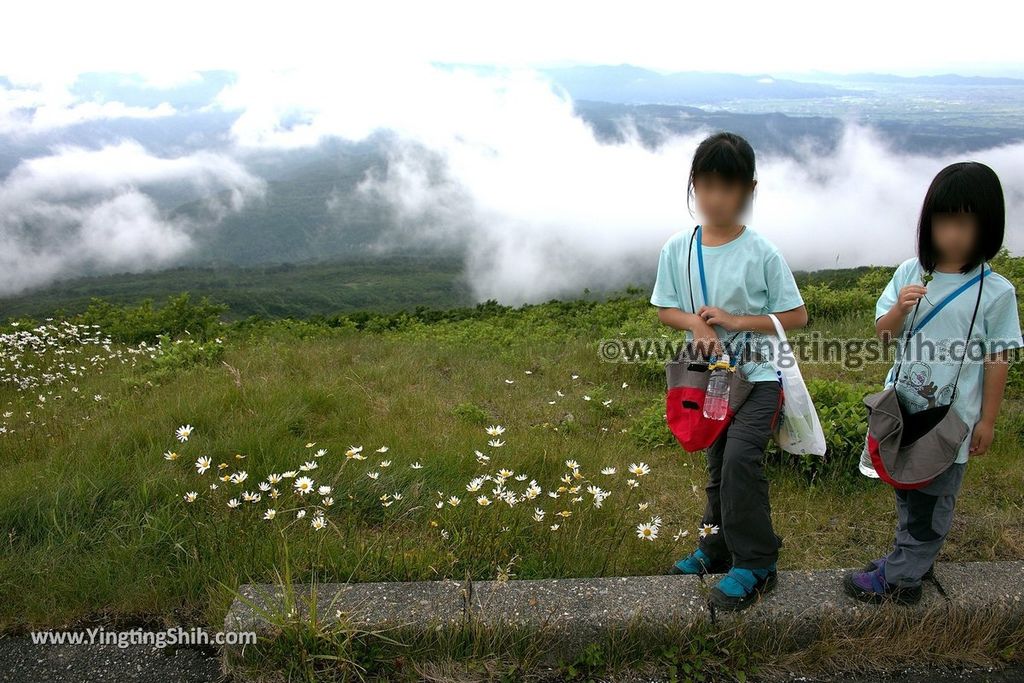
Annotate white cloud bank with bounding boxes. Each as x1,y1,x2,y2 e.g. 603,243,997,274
216,64,1024,303
2,61,1021,303
0,80,176,136
0,140,265,295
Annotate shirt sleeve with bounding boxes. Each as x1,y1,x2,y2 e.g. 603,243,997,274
875,260,914,322
650,240,684,309
982,287,1023,354
764,249,804,312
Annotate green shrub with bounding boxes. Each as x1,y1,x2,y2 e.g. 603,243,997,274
770,379,868,483
801,283,876,323
124,334,226,386
72,293,228,343
630,399,675,448
452,402,491,425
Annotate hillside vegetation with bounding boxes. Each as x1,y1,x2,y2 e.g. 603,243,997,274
0,252,1021,638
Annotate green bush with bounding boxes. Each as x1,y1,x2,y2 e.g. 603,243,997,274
630,399,675,448
770,379,869,483
124,334,226,386
72,293,228,343
452,402,491,425
801,283,876,323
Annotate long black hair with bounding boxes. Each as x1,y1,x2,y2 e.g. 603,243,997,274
917,161,1004,273
686,132,757,216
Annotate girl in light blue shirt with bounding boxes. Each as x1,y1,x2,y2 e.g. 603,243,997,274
651,132,808,611
846,161,1022,605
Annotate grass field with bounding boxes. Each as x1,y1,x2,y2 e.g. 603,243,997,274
2,264,1023,642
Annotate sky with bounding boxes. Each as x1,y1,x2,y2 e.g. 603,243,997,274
3,0,1024,84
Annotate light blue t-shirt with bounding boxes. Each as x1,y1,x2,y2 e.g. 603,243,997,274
877,257,1023,464
650,225,805,382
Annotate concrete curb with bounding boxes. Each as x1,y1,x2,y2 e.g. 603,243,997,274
223,561,1024,671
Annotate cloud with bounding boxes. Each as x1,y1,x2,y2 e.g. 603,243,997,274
5,62,1023,304
0,141,265,295
261,64,1019,303
0,80,177,136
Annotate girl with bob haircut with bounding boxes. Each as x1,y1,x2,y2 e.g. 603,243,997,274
650,132,808,611
846,161,1022,604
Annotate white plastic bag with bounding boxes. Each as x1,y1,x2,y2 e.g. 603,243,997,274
766,314,826,456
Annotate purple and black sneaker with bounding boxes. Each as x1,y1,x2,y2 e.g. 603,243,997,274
843,557,922,605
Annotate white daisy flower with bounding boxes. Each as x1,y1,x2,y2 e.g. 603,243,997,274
294,476,315,495
628,462,651,477
175,424,194,442
699,524,720,538
637,522,658,541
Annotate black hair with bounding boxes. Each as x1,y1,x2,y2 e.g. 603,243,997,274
917,161,1005,274
686,132,757,216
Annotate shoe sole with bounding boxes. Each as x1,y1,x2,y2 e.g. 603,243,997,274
708,572,777,611
842,572,922,606
669,563,731,576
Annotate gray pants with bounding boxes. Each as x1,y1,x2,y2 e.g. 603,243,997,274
699,380,784,570
884,461,966,586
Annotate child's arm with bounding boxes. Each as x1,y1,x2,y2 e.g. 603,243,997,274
970,349,1012,456
971,286,1022,457
876,285,928,342
656,307,722,356
697,305,807,334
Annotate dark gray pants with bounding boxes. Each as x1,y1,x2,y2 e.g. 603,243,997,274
883,461,966,586
699,380,784,570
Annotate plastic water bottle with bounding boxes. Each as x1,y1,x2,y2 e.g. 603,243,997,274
703,354,731,421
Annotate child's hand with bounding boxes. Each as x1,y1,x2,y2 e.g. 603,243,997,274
895,285,928,314
969,420,995,456
698,306,740,332
688,317,722,358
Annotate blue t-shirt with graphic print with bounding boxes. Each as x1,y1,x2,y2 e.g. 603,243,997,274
876,257,1023,464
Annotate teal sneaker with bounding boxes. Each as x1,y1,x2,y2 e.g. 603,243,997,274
709,565,777,611
669,548,731,576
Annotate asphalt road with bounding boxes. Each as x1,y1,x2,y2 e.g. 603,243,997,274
1,631,1021,682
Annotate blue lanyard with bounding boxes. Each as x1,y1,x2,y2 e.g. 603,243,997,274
690,224,745,367
695,225,709,306
910,266,990,335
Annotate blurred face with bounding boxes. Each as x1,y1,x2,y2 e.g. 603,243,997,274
692,174,754,227
931,211,978,264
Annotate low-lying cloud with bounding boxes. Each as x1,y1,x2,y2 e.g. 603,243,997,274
2,64,1022,303
297,65,1022,302
0,140,264,295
